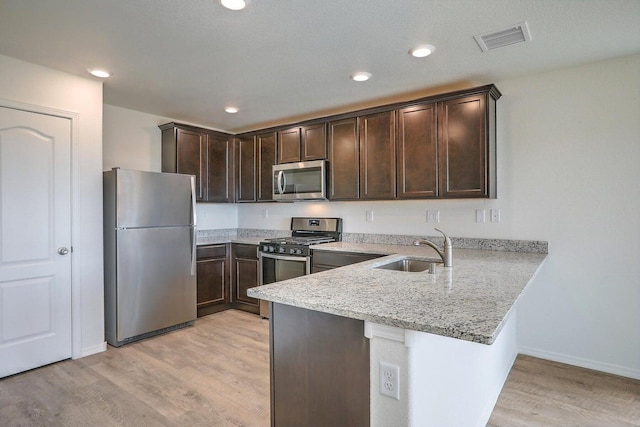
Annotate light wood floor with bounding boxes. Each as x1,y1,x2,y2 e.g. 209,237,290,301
1,310,638,426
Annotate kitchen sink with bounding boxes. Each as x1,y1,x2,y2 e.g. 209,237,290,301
374,258,436,273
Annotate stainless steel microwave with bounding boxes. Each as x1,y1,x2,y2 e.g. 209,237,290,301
272,160,327,201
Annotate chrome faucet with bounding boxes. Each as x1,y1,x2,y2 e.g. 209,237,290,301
413,228,453,267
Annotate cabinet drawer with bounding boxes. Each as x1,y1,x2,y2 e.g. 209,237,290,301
233,243,258,259
197,244,227,259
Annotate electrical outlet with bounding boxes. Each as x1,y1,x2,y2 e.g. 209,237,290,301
379,362,400,400
490,208,501,223
426,210,440,223
476,209,486,223
366,210,374,222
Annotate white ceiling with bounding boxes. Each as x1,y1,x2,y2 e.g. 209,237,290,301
1,0,639,133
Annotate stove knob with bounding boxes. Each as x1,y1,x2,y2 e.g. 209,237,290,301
296,249,303,255
289,248,295,254
279,247,286,253
262,245,268,252
269,246,275,252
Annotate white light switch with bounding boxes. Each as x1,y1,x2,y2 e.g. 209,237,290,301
476,209,486,223
262,209,269,219
426,210,440,223
366,210,374,222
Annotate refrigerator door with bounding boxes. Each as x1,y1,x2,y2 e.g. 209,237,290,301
115,169,195,228
116,226,196,341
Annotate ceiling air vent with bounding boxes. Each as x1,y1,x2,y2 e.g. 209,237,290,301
474,21,531,52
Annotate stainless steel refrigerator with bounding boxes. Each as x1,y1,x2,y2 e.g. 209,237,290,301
103,168,197,347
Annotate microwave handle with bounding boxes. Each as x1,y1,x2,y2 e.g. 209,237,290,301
277,170,285,194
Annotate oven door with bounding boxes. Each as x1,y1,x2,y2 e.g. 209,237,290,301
259,253,311,318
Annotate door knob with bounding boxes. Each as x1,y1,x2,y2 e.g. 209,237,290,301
57,247,70,255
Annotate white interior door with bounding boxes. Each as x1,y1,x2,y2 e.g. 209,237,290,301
0,106,72,378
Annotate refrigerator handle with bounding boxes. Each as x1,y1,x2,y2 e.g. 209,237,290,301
190,176,197,276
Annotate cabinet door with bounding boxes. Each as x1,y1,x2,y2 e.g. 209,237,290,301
196,244,229,317
176,128,205,201
359,111,396,199
438,94,487,198
328,118,359,200
232,244,260,314
205,134,233,202
257,132,277,201
236,136,256,202
277,127,301,164
397,104,438,198
301,123,327,161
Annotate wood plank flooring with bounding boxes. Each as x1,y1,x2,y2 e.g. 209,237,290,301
1,309,638,426
0,310,270,427
488,354,640,426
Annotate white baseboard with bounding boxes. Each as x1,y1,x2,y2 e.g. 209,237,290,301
518,346,640,380
75,341,107,359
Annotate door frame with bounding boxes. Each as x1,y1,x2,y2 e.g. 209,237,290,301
0,98,82,359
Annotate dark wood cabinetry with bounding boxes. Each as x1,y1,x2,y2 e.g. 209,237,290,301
271,303,369,426
233,130,278,203
257,132,277,201
196,244,230,317
312,250,384,273
235,135,256,202
359,111,396,199
161,126,205,200
278,123,327,164
328,118,360,200
277,127,301,164
231,243,260,314
438,93,496,198
205,134,233,202
162,85,499,204
397,103,438,198
160,123,233,203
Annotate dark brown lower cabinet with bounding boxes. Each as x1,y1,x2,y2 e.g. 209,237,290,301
196,244,230,317
231,243,260,314
312,249,384,273
270,303,369,426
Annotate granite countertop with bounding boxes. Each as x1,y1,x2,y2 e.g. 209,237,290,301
248,242,547,345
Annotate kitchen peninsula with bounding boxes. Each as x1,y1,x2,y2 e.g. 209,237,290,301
248,241,547,427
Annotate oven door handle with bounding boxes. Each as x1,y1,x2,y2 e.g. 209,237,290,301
260,252,309,263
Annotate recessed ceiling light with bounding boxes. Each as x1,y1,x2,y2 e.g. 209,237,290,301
225,106,239,114
89,69,110,78
351,72,372,82
409,44,436,58
221,0,246,10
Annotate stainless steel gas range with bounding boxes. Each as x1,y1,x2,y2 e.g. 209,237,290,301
258,217,342,318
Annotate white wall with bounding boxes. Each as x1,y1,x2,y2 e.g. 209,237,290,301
103,104,166,172
0,54,105,357
238,54,640,378
102,54,640,378
102,104,238,230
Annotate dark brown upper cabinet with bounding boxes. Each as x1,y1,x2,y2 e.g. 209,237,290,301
256,131,277,201
160,123,233,203
396,103,438,198
438,91,497,198
328,118,359,200
235,135,256,202
205,134,233,202
359,111,396,199
277,123,327,164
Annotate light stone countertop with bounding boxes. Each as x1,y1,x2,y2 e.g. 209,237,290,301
248,243,547,345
